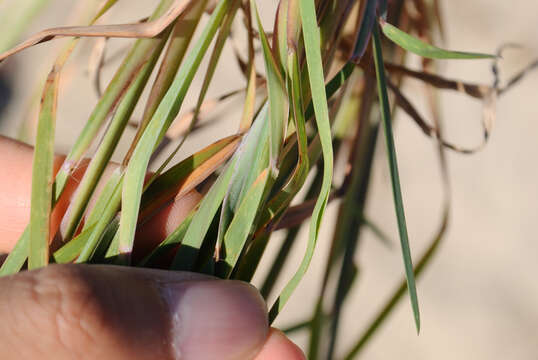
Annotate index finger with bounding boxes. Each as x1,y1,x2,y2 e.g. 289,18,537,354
0,135,200,259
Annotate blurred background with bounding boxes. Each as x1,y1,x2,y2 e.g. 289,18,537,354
0,1,536,358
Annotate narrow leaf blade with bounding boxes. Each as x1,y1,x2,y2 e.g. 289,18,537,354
350,0,377,62
372,24,420,332
171,157,238,271
253,2,288,173
221,169,269,277
268,0,334,323
380,19,495,60
28,70,58,269
118,0,230,262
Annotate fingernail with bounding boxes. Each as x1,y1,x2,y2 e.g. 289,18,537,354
159,279,269,360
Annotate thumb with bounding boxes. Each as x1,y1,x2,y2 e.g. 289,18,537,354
0,265,270,360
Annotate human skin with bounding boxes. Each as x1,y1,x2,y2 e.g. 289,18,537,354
0,136,305,360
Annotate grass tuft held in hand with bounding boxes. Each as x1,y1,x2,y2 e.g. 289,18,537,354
1,0,533,357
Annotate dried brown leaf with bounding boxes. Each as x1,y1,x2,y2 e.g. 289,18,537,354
0,0,193,62
385,62,491,99
387,77,496,154
139,136,241,221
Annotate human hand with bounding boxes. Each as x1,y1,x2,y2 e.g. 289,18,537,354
0,136,305,360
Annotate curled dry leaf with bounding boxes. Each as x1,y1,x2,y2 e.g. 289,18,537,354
386,77,496,154
385,55,538,154
492,44,538,94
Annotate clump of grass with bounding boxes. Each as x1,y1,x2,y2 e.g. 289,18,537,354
0,0,535,358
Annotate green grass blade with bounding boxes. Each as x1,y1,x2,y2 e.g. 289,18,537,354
85,136,237,265
125,0,207,163
0,228,29,276
53,224,96,264
226,1,301,281
118,0,231,262
282,314,327,335
140,135,240,217
220,169,269,277
268,0,334,324
350,0,377,62
143,119,240,198
76,175,124,263
325,112,379,360
251,60,350,175
60,39,167,242
304,61,354,120
343,210,449,359
146,0,239,172
91,0,120,21
307,70,369,360
216,104,269,266
260,166,322,298
0,1,119,273
232,43,310,282
55,216,118,265
273,0,289,71
253,2,288,174
89,218,120,262
264,47,309,224
84,169,123,230
238,0,257,132
85,133,233,263
104,225,121,261
372,24,420,332
190,0,240,128
28,69,58,269
53,0,177,201
232,232,269,281
171,156,237,271
380,19,495,60
137,212,194,267
53,167,122,263
137,137,239,266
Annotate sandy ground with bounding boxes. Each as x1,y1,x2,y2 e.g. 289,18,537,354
1,1,537,358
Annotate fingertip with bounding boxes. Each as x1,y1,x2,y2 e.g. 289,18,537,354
0,134,203,256
163,279,269,360
0,265,271,359
0,135,70,252
254,328,306,360
0,137,34,252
